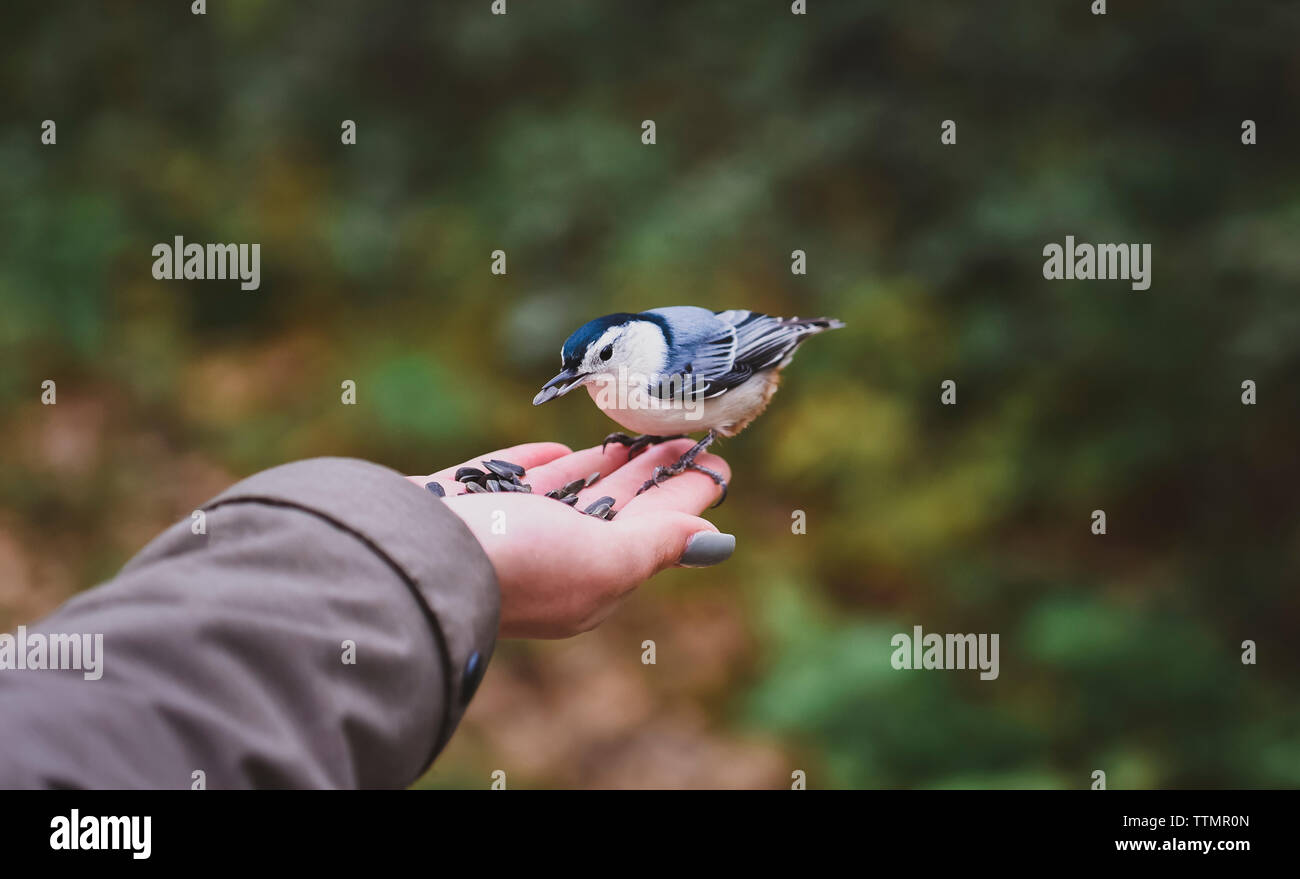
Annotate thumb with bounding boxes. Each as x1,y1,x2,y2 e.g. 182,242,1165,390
618,512,736,579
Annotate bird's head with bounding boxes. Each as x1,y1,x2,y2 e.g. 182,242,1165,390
533,312,669,405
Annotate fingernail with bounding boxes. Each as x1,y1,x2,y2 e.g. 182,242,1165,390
679,532,735,567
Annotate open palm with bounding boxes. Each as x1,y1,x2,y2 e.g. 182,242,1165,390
408,440,732,638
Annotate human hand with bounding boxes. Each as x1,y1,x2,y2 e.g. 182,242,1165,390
407,440,734,639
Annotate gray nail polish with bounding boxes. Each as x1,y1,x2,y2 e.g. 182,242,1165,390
679,532,735,567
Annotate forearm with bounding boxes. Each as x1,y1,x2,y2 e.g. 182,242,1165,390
0,458,498,789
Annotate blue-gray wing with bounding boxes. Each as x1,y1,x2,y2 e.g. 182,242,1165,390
693,310,845,398
643,306,843,399
642,306,737,397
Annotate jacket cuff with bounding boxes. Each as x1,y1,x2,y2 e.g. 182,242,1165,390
201,456,499,762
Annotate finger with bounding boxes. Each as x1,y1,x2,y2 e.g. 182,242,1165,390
612,447,731,516
608,511,733,583
425,442,573,482
571,438,698,509
521,442,634,496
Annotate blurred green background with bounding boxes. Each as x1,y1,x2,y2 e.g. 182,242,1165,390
2,1,1299,788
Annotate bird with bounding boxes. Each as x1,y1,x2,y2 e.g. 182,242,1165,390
532,306,845,504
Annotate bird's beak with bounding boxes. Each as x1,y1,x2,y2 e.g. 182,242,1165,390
532,366,589,406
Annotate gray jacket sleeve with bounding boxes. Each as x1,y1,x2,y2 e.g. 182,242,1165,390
0,457,499,789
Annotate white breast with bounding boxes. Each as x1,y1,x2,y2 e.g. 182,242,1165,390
586,370,781,438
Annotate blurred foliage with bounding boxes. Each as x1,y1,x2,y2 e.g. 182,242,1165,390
2,1,1299,788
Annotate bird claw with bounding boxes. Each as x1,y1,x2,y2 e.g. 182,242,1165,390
633,457,728,508
635,466,669,495
689,464,728,508
602,432,688,460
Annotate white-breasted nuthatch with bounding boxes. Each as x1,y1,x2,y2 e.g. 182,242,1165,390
533,306,844,502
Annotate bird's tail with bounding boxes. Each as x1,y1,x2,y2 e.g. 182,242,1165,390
716,309,845,373
782,315,846,334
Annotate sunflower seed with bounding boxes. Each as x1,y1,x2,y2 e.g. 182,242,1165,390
560,493,580,505
456,467,487,483
545,489,562,499
561,478,587,496
425,481,445,497
464,481,488,493
586,503,612,518
483,459,525,478
585,471,602,487
486,479,502,492
583,496,615,515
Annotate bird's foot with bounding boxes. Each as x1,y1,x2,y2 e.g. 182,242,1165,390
601,432,688,460
633,431,727,507
635,462,728,507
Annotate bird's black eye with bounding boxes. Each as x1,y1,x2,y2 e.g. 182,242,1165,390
599,344,613,361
